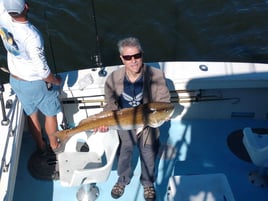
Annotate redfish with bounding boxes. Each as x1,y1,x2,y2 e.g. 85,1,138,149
54,102,174,143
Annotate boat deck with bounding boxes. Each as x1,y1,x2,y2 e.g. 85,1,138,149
4,61,268,201
13,118,268,201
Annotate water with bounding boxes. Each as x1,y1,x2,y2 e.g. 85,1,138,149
1,0,268,83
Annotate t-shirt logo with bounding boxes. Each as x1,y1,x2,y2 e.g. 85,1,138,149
120,75,144,108
0,27,19,56
122,91,143,107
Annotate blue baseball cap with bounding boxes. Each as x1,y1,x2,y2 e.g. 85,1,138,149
3,0,26,14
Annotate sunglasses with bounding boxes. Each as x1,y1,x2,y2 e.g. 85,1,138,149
122,52,142,61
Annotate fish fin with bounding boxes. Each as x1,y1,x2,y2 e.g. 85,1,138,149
79,110,112,125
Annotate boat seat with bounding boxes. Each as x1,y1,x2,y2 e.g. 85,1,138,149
58,130,119,187
242,127,268,187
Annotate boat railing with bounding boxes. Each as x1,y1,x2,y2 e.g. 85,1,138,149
0,87,25,201
0,97,18,176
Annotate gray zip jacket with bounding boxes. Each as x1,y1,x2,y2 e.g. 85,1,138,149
103,64,170,144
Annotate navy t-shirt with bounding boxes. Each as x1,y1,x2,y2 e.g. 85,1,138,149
119,75,143,108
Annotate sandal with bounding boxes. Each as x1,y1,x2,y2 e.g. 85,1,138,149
111,183,125,199
144,186,156,201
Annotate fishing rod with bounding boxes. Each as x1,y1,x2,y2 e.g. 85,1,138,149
61,93,239,108
90,0,107,77
58,89,199,103
44,11,69,130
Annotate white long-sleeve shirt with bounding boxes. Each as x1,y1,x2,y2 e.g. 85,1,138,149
0,2,51,81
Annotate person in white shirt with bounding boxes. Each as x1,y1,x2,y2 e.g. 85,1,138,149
0,0,62,154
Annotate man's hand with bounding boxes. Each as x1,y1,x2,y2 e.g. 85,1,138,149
44,73,61,86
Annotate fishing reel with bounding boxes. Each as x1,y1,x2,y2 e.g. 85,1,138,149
91,54,107,77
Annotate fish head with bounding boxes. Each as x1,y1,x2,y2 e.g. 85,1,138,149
145,102,175,128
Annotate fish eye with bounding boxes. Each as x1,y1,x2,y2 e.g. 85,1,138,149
150,107,156,111
149,108,157,113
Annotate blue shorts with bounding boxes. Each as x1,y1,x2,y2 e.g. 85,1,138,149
10,76,61,116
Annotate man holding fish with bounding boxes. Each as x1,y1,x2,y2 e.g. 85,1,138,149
96,37,171,201
54,37,173,200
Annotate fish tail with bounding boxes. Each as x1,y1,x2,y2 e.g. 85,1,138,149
54,129,72,143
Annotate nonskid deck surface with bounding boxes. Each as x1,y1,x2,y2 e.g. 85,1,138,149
14,118,268,201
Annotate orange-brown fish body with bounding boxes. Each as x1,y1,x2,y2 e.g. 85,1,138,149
54,102,174,143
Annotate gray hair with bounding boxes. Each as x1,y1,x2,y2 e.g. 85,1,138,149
117,37,143,54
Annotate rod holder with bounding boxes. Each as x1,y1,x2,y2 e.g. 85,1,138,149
0,83,9,126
